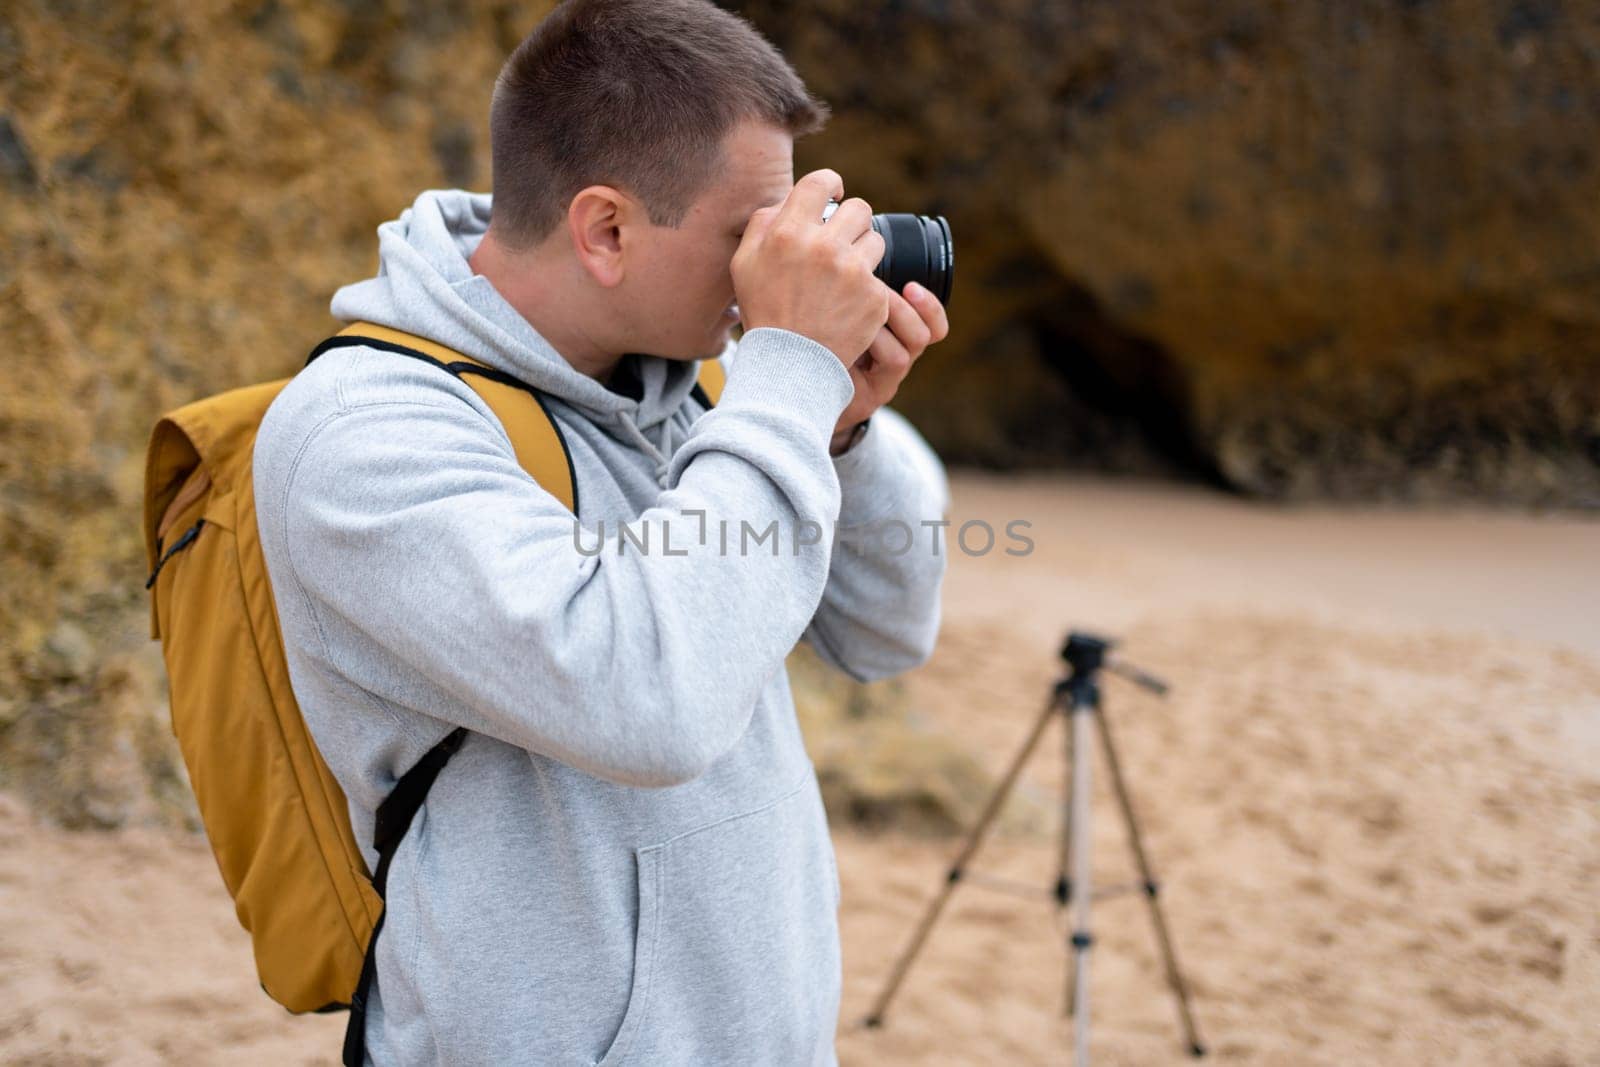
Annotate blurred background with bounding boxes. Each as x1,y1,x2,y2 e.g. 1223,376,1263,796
1,2,1597,1064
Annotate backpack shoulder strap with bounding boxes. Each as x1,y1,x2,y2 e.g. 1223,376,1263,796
304,324,576,1064
309,322,579,515
342,723,467,1067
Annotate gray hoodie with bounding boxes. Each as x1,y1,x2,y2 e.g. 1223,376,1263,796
253,189,948,1066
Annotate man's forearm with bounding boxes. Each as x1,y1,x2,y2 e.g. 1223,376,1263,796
805,407,948,682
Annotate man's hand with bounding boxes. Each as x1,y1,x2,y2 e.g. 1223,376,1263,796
731,170,890,366
829,280,949,454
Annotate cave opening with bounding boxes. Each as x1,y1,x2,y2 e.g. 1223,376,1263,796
1029,279,1222,485
919,267,1222,487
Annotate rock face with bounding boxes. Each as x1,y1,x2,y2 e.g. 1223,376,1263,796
0,0,553,820
2,1,1598,821
729,0,1600,504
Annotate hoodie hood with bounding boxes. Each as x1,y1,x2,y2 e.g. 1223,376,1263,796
330,188,706,438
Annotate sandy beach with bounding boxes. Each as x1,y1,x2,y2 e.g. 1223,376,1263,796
3,473,1597,1065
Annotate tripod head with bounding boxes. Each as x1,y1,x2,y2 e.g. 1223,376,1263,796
1061,631,1169,697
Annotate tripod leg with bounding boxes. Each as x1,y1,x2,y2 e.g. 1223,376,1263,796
864,686,1065,1029
1094,701,1206,1058
1059,692,1074,1018
1069,691,1094,1066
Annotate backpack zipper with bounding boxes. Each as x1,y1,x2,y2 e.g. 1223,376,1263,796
145,519,206,589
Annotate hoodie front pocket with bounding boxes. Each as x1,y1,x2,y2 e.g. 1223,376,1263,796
593,844,664,1067
596,765,841,1067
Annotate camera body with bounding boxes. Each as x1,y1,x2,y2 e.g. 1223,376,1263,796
822,201,954,306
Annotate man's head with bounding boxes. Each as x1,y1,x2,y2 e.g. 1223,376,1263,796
479,0,829,369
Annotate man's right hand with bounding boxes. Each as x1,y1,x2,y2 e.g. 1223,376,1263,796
731,169,890,367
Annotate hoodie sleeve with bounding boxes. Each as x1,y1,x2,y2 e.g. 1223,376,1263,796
267,328,854,789
799,407,950,682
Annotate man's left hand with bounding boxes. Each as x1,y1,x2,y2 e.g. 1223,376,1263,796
830,280,949,455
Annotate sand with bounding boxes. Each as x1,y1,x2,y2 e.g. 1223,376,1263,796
3,473,1598,1065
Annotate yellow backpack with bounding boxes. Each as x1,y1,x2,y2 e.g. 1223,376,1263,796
143,323,725,1060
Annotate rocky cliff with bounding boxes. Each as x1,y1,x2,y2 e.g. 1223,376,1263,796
732,0,1600,502
1,0,548,824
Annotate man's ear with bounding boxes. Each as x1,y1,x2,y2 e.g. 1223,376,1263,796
566,185,639,288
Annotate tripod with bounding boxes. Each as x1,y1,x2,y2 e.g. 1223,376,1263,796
862,632,1206,1064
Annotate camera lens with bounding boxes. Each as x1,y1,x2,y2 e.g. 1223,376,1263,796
871,213,953,307
821,201,954,306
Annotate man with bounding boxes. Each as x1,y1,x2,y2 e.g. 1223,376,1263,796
254,0,949,1063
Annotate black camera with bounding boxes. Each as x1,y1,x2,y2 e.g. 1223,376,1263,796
822,201,953,306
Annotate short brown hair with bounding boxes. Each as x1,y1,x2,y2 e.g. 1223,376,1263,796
488,0,829,248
